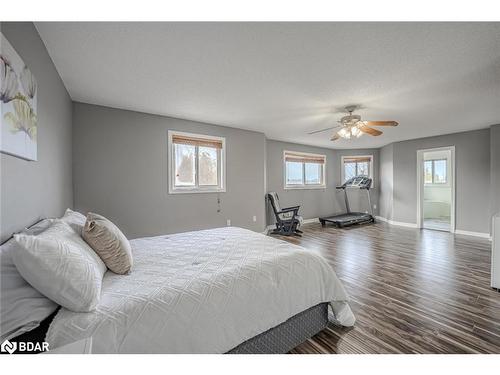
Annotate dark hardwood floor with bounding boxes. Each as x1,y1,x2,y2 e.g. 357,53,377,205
279,221,500,354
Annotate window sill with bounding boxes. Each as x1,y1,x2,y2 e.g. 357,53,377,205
284,185,326,191
169,188,226,194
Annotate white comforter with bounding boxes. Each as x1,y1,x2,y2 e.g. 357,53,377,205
46,227,355,353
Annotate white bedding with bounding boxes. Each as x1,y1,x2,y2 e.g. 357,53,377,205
46,227,355,353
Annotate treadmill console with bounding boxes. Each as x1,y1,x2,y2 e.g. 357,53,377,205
339,176,372,189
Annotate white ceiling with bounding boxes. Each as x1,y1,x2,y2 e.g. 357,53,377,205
35,22,500,149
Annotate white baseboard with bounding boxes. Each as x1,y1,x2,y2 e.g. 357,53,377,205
264,224,274,233
376,216,492,240
265,215,493,240
375,216,418,228
454,229,492,240
303,217,319,225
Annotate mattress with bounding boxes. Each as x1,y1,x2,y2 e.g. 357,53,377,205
46,227,354,353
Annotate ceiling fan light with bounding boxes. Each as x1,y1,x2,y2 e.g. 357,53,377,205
338,128,348,138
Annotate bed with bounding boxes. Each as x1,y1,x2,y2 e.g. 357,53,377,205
40,226,354,353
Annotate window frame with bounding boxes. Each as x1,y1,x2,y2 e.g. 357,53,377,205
283,150,327,190
424,158,448,185
341,155,374,187
168,130,226,194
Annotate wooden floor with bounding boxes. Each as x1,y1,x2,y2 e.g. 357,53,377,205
279,221,500,354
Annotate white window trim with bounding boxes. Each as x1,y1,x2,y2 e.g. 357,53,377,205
168,130,226,194
283,150,327,190
341,155,374,188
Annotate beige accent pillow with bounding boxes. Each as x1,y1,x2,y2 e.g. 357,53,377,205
82,213,133,275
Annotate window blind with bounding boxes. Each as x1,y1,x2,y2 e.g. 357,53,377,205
343,156,371,163
172,134,223,149
284,152,326,164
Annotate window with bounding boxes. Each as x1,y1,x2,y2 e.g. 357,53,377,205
168,131,225,193
424,159,447,184
341,156,373,185
284,151,326,189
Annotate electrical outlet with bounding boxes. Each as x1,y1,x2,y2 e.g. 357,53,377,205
252,216,257,222
373,204,377,209
226,219,231,226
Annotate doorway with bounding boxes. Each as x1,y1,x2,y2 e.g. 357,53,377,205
416,146,455,232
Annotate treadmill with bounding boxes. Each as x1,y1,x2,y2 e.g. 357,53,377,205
319,176,375,228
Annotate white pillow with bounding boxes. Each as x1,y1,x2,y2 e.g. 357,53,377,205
13,220,107,312
0,219,59,341
61,208,87,234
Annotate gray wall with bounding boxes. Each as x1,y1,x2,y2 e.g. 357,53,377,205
391,129,491,233
266,141,338,224
491,124,500,220
72,102,266,238
265,140,379,225
379,144,394,221
0,22,73,242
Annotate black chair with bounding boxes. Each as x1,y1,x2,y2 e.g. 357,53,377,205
267,192,303,236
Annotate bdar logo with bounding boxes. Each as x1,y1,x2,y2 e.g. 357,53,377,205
1,339,48,354
1,339,17,354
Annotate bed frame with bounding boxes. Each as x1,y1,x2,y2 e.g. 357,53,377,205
227,303,329,354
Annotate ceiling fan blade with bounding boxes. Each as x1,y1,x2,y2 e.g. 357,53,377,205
308,125,340,135
363,120,398,127
331,133,340,141
359,125,383,136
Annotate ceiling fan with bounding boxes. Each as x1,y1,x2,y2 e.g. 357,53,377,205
308,105,398,141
